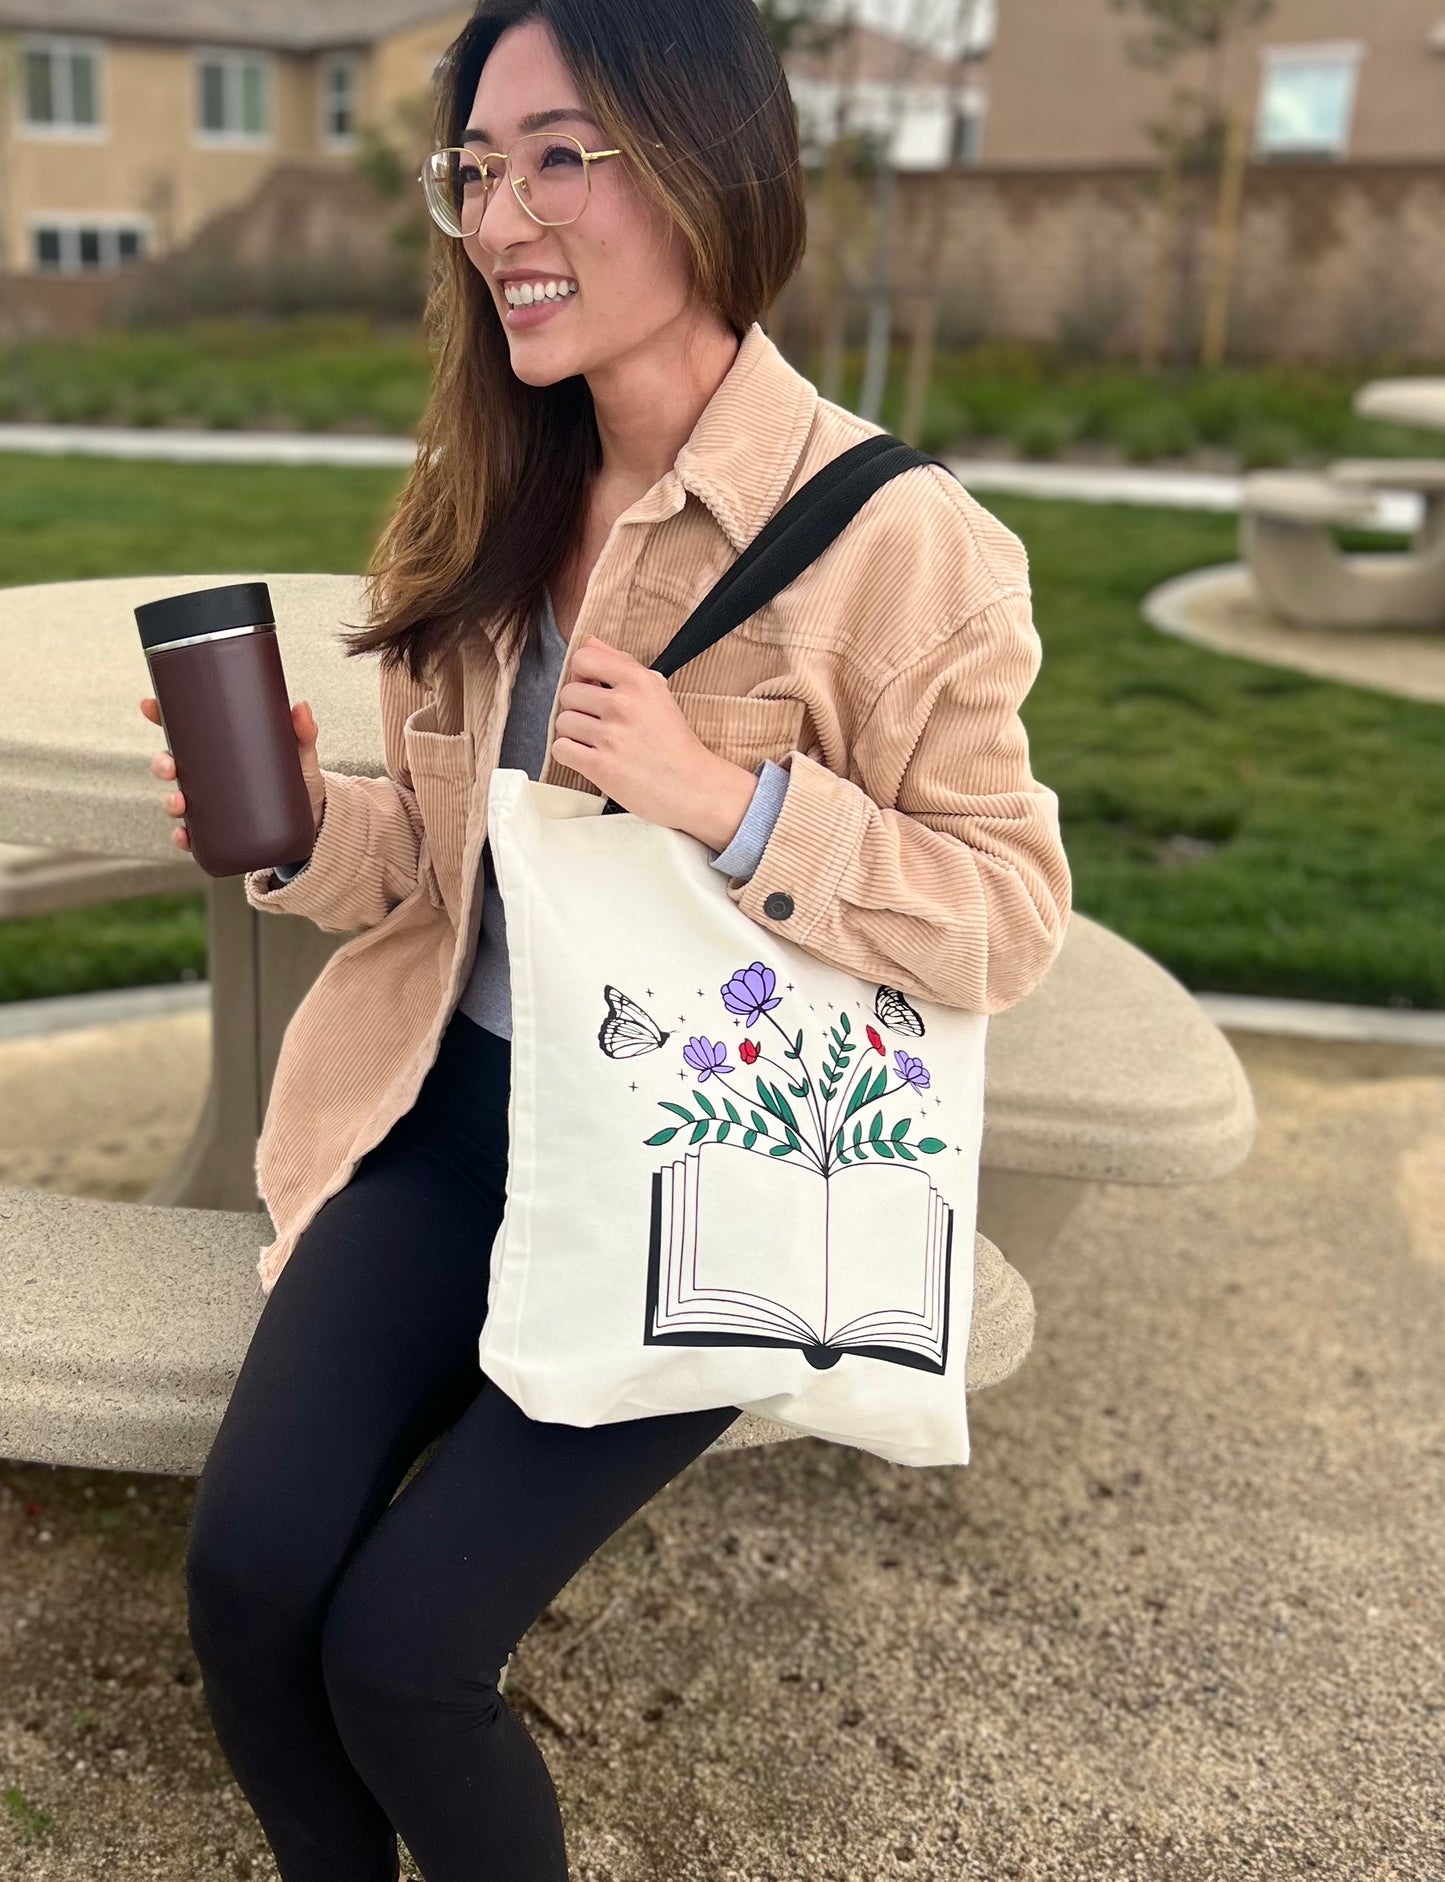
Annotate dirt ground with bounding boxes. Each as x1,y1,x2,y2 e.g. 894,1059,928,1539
1,1023,1441,1881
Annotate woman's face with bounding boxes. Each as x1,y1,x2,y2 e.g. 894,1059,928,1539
463,19,696,387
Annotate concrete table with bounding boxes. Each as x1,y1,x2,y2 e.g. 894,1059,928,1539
0,572,376,1210
1353,378,1445,433
0,573,1256,1255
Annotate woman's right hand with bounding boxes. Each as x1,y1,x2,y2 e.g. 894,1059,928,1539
139,696,326,854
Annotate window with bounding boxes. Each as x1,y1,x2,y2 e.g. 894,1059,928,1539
30,219,149,274
1256,43,1363,158
320,53,360,146
951,97,987,167
20,34,105,136
194,48,272,143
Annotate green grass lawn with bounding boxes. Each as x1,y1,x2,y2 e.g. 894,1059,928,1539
0,453,1439,1011
2,316,1436,469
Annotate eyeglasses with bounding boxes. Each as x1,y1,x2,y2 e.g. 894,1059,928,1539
419,131,663,236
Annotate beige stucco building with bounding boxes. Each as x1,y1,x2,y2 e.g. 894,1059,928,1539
0,0,471,276
983,0,1445,166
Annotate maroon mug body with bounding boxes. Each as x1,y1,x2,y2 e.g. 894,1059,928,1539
135,581,316,879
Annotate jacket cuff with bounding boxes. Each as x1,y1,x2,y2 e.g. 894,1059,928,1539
730,750,868,941
243,778,362,921
707,759,790,884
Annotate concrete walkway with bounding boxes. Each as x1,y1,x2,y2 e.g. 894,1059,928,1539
0,1008,1441,1879
0,421,1424,529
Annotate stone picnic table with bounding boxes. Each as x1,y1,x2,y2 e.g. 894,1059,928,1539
0,571,1256,1473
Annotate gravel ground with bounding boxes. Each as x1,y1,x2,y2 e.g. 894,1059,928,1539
1,1024,1441,1881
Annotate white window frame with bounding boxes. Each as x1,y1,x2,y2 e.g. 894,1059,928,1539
1254,41,1365,159
28,212,152,275
192,45,275,148
319,51,361,149
17,33,108,142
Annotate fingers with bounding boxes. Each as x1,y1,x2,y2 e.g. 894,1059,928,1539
567,636,642,683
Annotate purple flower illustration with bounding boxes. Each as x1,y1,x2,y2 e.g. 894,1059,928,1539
895,1049,931,1091
720,961,782,1026
684,1036,733,1081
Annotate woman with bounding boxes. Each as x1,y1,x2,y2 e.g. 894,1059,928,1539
141,1,1072,1876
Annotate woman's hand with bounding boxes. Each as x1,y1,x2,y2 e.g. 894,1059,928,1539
551,638,758,849
139,695,326,853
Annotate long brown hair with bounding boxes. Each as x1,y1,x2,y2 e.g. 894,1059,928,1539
341,0,808,685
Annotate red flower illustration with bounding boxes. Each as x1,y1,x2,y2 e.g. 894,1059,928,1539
866,1025,885,1055
739,1038,760,1064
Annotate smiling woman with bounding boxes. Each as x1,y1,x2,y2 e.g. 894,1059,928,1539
177,1,1072,1877
350,0,807,682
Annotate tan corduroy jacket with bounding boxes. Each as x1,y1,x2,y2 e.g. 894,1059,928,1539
244,321,1072,1297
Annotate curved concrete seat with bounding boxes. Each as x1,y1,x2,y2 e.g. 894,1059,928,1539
0,1186,1032,1475
0,841,197,921
1239,471,1445,631
1328,457,1445,494
1240,471,1377,528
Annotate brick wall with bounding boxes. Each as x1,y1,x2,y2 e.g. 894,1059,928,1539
788,161,1445,365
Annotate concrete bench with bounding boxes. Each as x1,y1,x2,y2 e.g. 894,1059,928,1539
0,1184,1033,1472
0,841,196,920
0,907,1257,1478
1240,468,1445,630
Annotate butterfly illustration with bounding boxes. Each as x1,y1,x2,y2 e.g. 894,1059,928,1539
598,985,673,1059
874,984,925,1037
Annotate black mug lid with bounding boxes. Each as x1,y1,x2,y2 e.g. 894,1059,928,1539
135,580,275,651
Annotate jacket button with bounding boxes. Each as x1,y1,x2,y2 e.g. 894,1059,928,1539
763,891,794,921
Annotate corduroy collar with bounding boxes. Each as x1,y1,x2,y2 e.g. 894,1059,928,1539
631,321,820,555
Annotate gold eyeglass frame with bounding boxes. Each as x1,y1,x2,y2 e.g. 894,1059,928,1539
418,132,666,234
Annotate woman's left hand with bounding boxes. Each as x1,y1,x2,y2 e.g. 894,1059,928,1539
551,637,759,849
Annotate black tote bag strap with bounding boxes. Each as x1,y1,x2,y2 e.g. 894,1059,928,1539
600,431,947,814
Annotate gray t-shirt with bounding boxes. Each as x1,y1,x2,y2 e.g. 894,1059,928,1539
274,590,791,1041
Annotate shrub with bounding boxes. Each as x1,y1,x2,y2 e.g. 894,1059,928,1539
1116,404,1199,463
1013,405,1082,460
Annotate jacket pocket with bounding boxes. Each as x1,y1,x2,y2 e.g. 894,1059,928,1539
402,703,476,926
669,691,807,773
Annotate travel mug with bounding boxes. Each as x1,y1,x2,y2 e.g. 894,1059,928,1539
134,581,316,879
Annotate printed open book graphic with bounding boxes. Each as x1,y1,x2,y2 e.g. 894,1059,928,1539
645,1139,954,1375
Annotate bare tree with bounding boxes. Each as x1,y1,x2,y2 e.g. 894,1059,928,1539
1110,0,1276,367
853,0,988,423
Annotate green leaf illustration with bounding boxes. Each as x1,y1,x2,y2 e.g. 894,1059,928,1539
869,1112,885,1143
717,1121,731,1142
852,1120,864,1146
917,1137,946,1154
768,1142,795,1157
723,1099,742,1125
872,1138,895,1158
660,1101,694,1123
749,1109,772,1135
694,1091,716,1119
784,1125,803,1151
743,1129,758,1150
689,1120,709,1144
787,1080,810,1099
839,1011,851,1035
761,1080,799,1131
645,1126,680,1146
755,1076,781,1118
893,1141,917,1161
891,1118,911,1142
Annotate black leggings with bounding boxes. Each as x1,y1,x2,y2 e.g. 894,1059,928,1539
184,1007,741,1882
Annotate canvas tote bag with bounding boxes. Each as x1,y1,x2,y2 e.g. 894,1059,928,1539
478,434,989,1467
